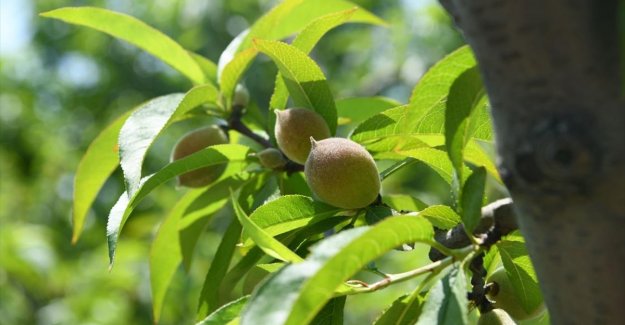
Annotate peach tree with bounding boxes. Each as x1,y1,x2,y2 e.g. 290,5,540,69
41,1,556,324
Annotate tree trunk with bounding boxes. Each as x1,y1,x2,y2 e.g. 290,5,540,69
438,0,625,324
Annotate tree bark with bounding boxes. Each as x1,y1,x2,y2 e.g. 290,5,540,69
438,1,625,324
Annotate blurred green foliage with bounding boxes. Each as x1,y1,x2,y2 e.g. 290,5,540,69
0,0,466,324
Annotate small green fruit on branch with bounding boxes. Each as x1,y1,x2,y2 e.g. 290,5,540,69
305,137,380,209
486,267,546,321
429,198,517,262
275,108,331,164
170,125,229,188
477,308,516,325
257,148,287,169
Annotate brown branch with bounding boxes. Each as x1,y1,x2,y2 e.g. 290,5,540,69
428,198,517,262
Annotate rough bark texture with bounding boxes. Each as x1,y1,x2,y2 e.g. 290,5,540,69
439,1,625,324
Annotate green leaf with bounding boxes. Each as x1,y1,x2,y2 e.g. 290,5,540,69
40,7,205,84
119,86,219,196
374,291,423,325
269,8,359,111
107,144,252,266
219,48,259,110
239,0,385,52
189,52,218,85
311,296,346,325
364,205,395,225
415,205,462,230
254,39,337,134
351,46,491,150
241,195,343,246
149,174,250,322
392,147,458,184
460,167,486,233
231,193,303,263
444,66,485,182
497,235,543,315
219,247,264,301
72,110,131,244
464,140,501,183
383,194,428,212
197,219,243,319
278,172,312,196
196,296,249,325
241,215,435,325
416,266,469,325
337,97,401,126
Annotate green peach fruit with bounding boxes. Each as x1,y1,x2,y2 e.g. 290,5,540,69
304,137,380,209
233,84,250,107
275,108,331,164
257,148,287,169
478,309,516,325
487,267,545,321
171,125,228,188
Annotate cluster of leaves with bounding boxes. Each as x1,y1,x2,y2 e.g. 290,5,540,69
42,1,545,324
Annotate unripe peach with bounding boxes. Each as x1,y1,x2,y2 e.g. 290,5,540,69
305,137,380,209
478,309,516,325
257,148,287,169
487,267,545,321
275,108,331,164
171,125,228,188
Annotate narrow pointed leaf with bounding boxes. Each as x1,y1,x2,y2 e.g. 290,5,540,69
444,66,485,182
150,173,250,322
241,195,343,245
242,215,435,325
219,47,259,110
231,193,303,263
72,110,131,243
107,144,251,266
416,266,469,325
460,167,486,233
269,8,359,110
196,296,249,325
119,86,219,196
497,235,543,315
40,7,205,84
255,39,337,134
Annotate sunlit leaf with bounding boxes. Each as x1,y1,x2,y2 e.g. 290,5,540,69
107,144,252,266
337,97,401,126
255,39,337,134
497,235,543,315
241,195,343,246
269,8,359,111
231,193,303,263
72,110,131,244
219,48,259,110
119,86,219,196
150,173,250,322
41,7,205,84
415,205,462,230
383,194,428,212
241,216,435,325
196,296,249,325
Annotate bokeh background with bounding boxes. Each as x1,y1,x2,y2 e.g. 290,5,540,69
0,0,479,324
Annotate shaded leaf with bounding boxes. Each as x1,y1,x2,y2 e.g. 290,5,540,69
311,296,346,325
444,67,485,182
365,205,395,225
460,167,486,233
41,7,205,84
119,86,219,196
416,266,469,325
337,96,401,126
374,292,423,325
383,194,428,212
72,110,131,243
